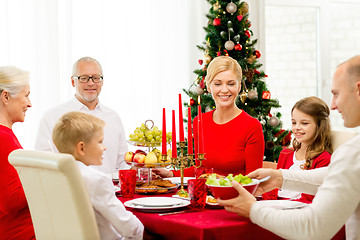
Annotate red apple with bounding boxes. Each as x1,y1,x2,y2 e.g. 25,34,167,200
135,149,146,155
124,151,134,163
133,152,146,166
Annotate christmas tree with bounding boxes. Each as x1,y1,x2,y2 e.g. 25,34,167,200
184,0,291,162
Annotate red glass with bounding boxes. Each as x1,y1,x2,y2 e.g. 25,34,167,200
119,169,136,198
188,179,207,211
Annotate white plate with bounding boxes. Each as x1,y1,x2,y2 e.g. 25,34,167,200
164,177,196,186
258,200,308,210
124,197,190,212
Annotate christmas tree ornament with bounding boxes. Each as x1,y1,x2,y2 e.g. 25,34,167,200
239,2,249,15
205,106,212,112
247,89,257,99
239,91,247,103
266,141,275,150
260,118,266,125
220,31,227,39
268,116,280,127
243,68,254,82
245,30,251,38
234,34,240,42
254,69,260,74
199,77,205,88
213,18,221,26
196,86,204,95
247,55,256,64
227,21,233,28
224,40,235,51
234,44,242,51
198,59,203,65
203,54,212,64
226,2,237,15
228,28,234,35
189,98,195,106
262,91,271,100
237,15,243,21
254,50,261,58
213,1,221,11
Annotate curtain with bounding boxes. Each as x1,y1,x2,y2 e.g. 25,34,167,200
0,0,209,149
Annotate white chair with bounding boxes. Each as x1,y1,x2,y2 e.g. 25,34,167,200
9,149,100,240
331,130,358,151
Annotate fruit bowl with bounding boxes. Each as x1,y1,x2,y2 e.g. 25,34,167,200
206,179,260,200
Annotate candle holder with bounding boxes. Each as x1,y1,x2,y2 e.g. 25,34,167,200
195,153,205,168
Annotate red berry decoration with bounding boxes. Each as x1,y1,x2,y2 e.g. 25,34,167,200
254,69,260,74
245,30,251,38
254,50,261,58
190,98,195,106
213,18,221,26
234,44,242,51
237,15,243,21
198,59,203,65
246,20,251,27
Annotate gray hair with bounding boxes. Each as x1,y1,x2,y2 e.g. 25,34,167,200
72,56,103,76
0,66,29,96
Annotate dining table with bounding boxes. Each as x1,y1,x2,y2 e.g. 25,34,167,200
117,191,285,240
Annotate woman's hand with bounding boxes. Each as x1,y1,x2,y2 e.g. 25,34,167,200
152,168,174,178
246,168,283,197
217,181,256,218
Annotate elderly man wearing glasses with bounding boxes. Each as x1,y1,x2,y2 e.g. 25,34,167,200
35,56,129,174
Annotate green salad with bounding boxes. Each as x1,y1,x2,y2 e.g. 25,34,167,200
206,173,252,186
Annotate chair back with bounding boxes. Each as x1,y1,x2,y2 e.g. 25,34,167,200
9,149,100,240
331,130,358,151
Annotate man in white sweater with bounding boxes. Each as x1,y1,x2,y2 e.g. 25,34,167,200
218,55,360,240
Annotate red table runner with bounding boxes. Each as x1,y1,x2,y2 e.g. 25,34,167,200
118,193,284,240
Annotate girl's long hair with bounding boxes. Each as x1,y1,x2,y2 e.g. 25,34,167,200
292,96,333,169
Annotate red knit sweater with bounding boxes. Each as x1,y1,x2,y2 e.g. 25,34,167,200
175,110,264,177
0,125,35,240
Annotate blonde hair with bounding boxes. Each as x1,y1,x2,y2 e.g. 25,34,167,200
72,56,103,76
291,96,333,169
0,66,29,96
53,111,105,154
205,56,242,87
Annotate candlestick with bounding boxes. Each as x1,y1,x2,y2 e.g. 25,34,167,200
172,110,177,158
178,94,185,142
187,107,193,155
162,108,167,155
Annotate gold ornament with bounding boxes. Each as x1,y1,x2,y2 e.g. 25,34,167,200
247,55,257,64
239,91,247,103
213,1,221,11
239,2,249,15
204,54,212,64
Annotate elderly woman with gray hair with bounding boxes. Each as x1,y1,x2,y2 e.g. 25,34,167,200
0,66,35,239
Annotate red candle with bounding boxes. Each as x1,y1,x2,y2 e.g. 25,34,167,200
198,105,204,154
178,94,185,142
162,108,167,155
194,117,198,159
187,107,193,155
172,110,177,158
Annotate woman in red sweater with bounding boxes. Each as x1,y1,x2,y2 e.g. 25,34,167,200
155,56,264,178
0,66,35,239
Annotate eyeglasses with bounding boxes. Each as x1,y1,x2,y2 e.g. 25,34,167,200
73,75,103,83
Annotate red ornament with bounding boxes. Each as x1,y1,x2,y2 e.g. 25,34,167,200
254,69,260,74
265,74,268,77
198,59,203,65
224,50,229,56
246,20,251,27
245,30,251,38
190,98,195,106
234,44,242,51
262,91,271,100
213,18,221,26
237,15,243,21
254,50,261,58
217,51,221,56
